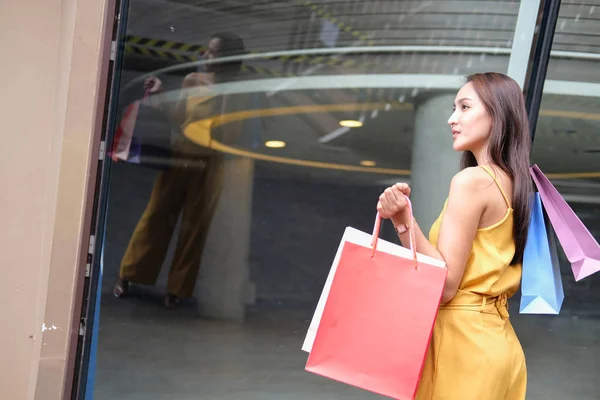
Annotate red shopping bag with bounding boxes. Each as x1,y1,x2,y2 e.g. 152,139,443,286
110,99,141,162
110,89,172,168
306,200,447,400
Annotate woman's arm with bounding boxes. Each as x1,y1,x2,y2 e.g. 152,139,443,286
380,168,487,303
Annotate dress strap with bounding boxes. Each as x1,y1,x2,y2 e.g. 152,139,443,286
479,165,511,208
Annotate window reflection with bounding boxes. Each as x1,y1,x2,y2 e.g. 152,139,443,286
93,1,599,399
113,33,256,308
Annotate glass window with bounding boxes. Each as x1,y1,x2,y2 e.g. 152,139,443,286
85,1,575,399
524,2,600,399
546,1,600,83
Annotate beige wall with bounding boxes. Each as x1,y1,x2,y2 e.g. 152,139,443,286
0,0,113,398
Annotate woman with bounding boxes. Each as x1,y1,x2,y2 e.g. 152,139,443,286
377,72,532,399
113,32,249,308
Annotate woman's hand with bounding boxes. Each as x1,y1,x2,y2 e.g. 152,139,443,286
144,76,164,93
376,183,411,220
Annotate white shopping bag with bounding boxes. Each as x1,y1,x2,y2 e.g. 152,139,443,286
302,226,445,353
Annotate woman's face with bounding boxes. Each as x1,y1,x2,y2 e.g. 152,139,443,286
447,82,492,153
203,37,222,72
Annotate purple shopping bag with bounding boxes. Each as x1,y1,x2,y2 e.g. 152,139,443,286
530,165,600,281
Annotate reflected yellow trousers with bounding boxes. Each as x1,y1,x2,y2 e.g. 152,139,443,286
119,151,224,298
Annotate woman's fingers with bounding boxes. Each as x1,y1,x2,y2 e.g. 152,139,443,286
392,186,409,208
376,201,386,217
394,182,411,196
385,187,405,210
378,195,394,218
378,184,412,219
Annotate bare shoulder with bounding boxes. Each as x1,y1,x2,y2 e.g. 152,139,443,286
450,167,493,192
444,168,488,221
183,72,214,89
181,73,199,88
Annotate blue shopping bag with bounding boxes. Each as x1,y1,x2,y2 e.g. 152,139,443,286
520,193,564,314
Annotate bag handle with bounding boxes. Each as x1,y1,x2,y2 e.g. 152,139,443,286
371,195,418,269
141,88,152,105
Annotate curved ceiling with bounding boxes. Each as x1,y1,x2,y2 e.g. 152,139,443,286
120,0,600,193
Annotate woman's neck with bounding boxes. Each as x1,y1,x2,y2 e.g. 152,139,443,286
472,146,491,166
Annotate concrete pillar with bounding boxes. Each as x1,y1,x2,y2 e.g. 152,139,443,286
410,94,461,232
195,156,256,320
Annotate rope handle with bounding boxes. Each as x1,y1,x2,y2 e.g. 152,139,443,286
371,195,418,269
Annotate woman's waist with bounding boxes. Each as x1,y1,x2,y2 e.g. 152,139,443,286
440,290,510,319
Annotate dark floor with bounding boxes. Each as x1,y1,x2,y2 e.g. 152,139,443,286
93,162,600,400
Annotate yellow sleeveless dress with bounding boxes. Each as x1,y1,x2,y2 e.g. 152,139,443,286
415,166,527,400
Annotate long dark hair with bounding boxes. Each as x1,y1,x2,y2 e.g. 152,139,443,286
461,72,532,265
212,32,246,76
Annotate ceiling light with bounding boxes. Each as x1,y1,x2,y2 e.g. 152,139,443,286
265,140,286,148
360,160,376,167
339,120,363,128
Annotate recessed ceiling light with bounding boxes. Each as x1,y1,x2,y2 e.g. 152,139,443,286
339,120,363,128
360,160,376,167
265,140,286,148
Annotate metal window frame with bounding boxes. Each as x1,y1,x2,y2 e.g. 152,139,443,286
523,0,562,141
70,0,130,398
